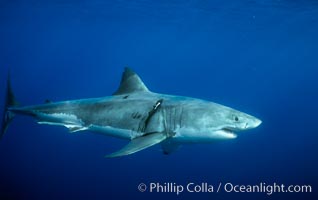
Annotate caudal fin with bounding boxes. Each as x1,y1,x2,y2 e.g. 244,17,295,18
1,72,18,139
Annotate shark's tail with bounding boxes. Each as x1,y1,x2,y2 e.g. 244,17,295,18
1,72,19,139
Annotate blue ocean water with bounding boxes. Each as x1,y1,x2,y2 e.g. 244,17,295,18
0,0,318,199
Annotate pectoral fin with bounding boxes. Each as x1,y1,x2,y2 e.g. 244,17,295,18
105,132,166,158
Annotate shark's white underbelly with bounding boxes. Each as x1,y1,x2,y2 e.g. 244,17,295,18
35,112,137,140
88,125,138,140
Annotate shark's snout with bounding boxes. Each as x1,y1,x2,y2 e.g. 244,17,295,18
255,118,262,127
247,118,262,129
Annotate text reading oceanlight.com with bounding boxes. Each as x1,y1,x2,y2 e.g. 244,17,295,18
137,182,312,195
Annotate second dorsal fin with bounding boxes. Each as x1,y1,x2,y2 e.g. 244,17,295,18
113,67,150,95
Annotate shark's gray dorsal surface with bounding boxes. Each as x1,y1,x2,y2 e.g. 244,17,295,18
1,67,262,157
113,67,149,95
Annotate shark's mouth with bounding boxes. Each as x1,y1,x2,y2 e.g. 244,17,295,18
220,128,237,138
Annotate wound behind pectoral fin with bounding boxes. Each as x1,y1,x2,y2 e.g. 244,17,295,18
131,112,142,119
142,99,163,132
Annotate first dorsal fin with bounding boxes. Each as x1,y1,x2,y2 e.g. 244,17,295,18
113,67,149,95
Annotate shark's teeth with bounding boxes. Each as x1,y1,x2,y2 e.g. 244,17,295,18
214,129,237,139
225,132,237,139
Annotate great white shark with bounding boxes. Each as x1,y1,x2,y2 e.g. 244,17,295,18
1,68,261,157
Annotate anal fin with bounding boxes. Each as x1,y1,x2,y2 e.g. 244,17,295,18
105,132,166,158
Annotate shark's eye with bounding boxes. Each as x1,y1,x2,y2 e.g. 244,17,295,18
234,116,239,122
